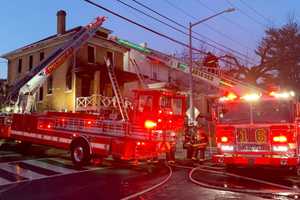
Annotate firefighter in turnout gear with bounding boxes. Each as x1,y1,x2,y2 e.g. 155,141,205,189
203,52,218,74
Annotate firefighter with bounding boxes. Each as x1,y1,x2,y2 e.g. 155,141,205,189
203,52,218,74
198,124,208,161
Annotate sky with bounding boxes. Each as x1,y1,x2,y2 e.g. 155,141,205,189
0,0,300,78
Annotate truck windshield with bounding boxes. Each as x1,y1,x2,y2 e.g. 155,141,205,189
218,102,250,124
252,100,293,123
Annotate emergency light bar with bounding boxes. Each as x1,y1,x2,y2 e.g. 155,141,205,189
240,93,261,101
269,91,295,98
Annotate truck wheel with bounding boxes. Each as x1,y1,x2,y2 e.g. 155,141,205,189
16,141,32,154
70,140,91,167
295,166,300,176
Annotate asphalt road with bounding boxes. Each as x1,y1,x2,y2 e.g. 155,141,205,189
0,142,299,200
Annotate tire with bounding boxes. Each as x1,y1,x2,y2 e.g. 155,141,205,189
16,141,32,154
295,166,300,176
70,140,91,167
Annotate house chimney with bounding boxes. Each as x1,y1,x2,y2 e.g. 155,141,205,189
57,10,66,35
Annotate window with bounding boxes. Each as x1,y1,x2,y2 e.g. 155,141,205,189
65,66,72,91
47,75,53,94
29,55,33,70
87,46,95,63
40,52,45,61
106,51,114,66
138,95,153,112
18,59,22,73
38,86,44,101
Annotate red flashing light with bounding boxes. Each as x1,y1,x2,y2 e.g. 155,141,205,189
47,124,52,129
144,120,157,129
87,121,92,125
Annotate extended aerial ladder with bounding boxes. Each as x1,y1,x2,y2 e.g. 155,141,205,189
110,37,264,96
7,16,107,113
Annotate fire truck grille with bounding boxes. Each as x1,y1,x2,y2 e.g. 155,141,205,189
235,127,270,152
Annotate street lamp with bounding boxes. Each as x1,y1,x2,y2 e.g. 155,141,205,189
188,8,235,125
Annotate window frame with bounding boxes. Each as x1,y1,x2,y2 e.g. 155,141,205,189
87,45,96,64
47,75,53,95
17,58,22,74
29,55,33,71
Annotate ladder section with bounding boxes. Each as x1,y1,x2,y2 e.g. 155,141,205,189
111,37,263,96
104,57,129,121
129,58,147,88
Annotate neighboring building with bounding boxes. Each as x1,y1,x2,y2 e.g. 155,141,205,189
1,10,137,112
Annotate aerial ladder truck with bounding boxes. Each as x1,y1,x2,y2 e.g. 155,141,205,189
109,38,300,172
108,37,267,161
0,17,186,166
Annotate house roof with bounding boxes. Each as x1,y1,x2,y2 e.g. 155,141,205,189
1,26,113,59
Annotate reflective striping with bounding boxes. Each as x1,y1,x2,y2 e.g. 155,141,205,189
91,143,108,150
0,163,46,180
24,160,77,174
11,130,71,144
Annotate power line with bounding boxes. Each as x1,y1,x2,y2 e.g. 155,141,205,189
239,0,272,25
226,0,266,28
117,0,254,64
194,0,258,37
83,0,240,66
164,0,251,50
129,0,255,64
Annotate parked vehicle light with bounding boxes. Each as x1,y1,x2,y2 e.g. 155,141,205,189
273,135,287,142
220,145,234,152
273,145,288,152
221,136,228,143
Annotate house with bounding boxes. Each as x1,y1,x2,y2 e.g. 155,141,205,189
1,10,138,112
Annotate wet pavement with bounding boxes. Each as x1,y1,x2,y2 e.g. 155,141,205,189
0,142,299,199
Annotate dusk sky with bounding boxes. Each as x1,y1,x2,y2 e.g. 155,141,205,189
0,0,300,78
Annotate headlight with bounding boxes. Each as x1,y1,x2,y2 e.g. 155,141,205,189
273,145,288,152
220,145,234,152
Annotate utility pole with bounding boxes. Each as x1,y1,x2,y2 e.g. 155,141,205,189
188,8,235,126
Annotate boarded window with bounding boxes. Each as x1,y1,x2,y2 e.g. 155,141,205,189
39,86,44,101
66,66,72,90
18,59,22,73
88,46,95,63
40,52,45,61
106,52,114,67
47,76,53,94
29,55,33,70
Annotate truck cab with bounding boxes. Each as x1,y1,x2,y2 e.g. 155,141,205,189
132,89,186,131
213,91,300,168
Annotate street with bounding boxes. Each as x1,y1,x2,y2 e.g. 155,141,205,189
0,143,298,199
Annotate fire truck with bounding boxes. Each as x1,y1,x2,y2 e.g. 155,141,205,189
0,16,186,166
212,90,300,173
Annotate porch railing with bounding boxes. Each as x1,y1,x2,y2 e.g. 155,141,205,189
75,94,132,112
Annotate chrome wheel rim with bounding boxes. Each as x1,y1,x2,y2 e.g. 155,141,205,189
74,146,84,162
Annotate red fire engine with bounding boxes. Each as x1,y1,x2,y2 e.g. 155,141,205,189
0,16,186,166
212,90,300,172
